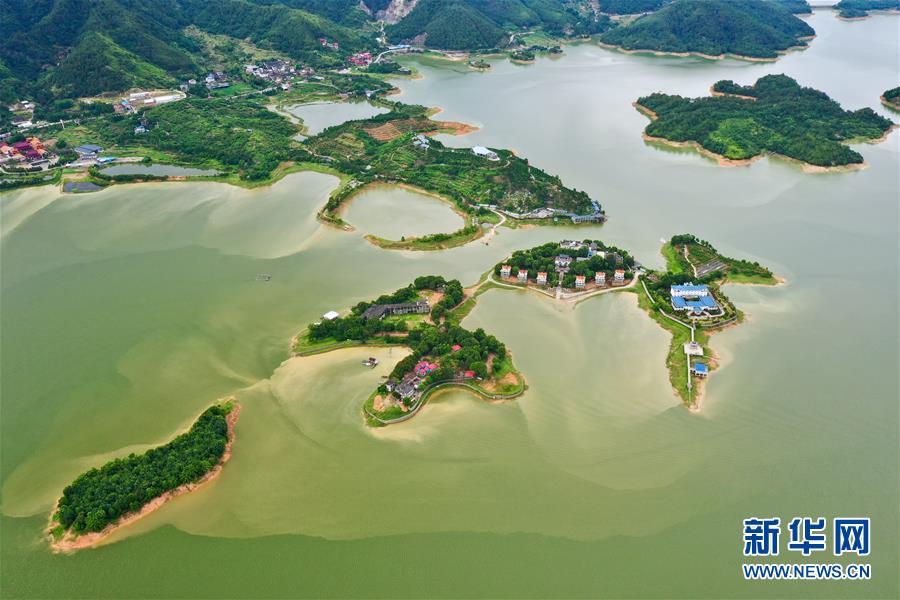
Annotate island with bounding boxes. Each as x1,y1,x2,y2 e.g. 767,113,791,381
597,0,815,61
293,276,525,425
882,87,900,111
48,401,239,552
834,0,900,19
307,102,604,247
638,234,778,408
635,74,895,171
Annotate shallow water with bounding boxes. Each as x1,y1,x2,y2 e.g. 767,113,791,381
285,100,388,136
1,11,897,599
342,185,465,239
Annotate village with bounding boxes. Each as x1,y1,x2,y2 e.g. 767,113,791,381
494,240,636,297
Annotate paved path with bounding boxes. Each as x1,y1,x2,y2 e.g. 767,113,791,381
481,208,506,244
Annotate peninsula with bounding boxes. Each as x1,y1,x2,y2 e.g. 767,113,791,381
834,0,900,19
882,87,900,111
597,0,815,61
639,234,778,408
48,401,239,552
635,74,895,171
293,275,525,426
308,102,603,240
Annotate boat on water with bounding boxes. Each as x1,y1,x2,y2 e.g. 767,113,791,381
362,357,379,367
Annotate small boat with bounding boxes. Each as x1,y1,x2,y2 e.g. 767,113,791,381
362,357,379,367
256,274,272,281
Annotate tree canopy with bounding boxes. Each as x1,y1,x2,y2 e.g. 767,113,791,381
637,74,893,167
55,404,233,534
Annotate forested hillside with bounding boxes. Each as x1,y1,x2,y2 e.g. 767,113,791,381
0,0,367,101
386,0,609,49
598,0,815,58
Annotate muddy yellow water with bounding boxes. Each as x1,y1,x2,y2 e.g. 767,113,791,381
1,12,897,598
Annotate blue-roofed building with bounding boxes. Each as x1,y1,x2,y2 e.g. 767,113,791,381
691,363,709,377
670,283,723,317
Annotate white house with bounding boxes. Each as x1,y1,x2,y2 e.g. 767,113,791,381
322,311,340,321
536,272,548,285
555,255,573,268
500,264,512,278
472,146,500,161
595,271,606,285
613,269,625,284
517,269,528,283
574,275,586,289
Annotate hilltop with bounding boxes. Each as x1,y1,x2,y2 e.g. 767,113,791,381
598,0,815,60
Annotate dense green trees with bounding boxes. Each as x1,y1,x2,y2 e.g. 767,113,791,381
83,97,299,179
55,404,233,534
638,74,893,167
386,0,610,50
835,0,899,17
0,0,366,101
598,0,815,59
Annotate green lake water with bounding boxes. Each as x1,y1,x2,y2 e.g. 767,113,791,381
1,11,897,598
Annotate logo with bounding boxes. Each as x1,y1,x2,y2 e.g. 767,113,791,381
741,516,872,581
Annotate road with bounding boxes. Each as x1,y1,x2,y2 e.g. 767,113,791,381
481,207,507,244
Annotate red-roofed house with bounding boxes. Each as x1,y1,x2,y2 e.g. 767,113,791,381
500,264,511,278
451,344,462,352
595,271,606,285
536,272,547,285
574,275,586,289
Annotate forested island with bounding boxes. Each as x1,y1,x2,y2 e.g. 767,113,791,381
834,0,900,18
597,0,815,60
639,234,777,407
493,239,636,290
293,276,524,425
635,74,895,170
48,401,239,552
882,87,900,111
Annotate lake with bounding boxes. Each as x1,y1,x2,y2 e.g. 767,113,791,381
1,11,897,599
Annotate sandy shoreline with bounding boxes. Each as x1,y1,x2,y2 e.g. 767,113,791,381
47,401,241,553
595,40,812,63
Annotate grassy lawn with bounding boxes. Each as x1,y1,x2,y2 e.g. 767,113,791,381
661,242,688,274
724,271,778,285
210,83,255,97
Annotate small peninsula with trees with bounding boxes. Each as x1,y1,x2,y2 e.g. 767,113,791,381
635,74,895,170
597,0,815,60
293,276,525,426
834,0,900,19
639,235,777,407
882,87,900,111
48,401,239,552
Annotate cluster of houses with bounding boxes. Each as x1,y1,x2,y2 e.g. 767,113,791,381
319,38,340,50
349,52,373,67
412,134,431,150
385,356,477,405
245,60,311,87
6,101,36,130
669,283,723,318
361,300,430,321
0,136,52,165
500,262,625,291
